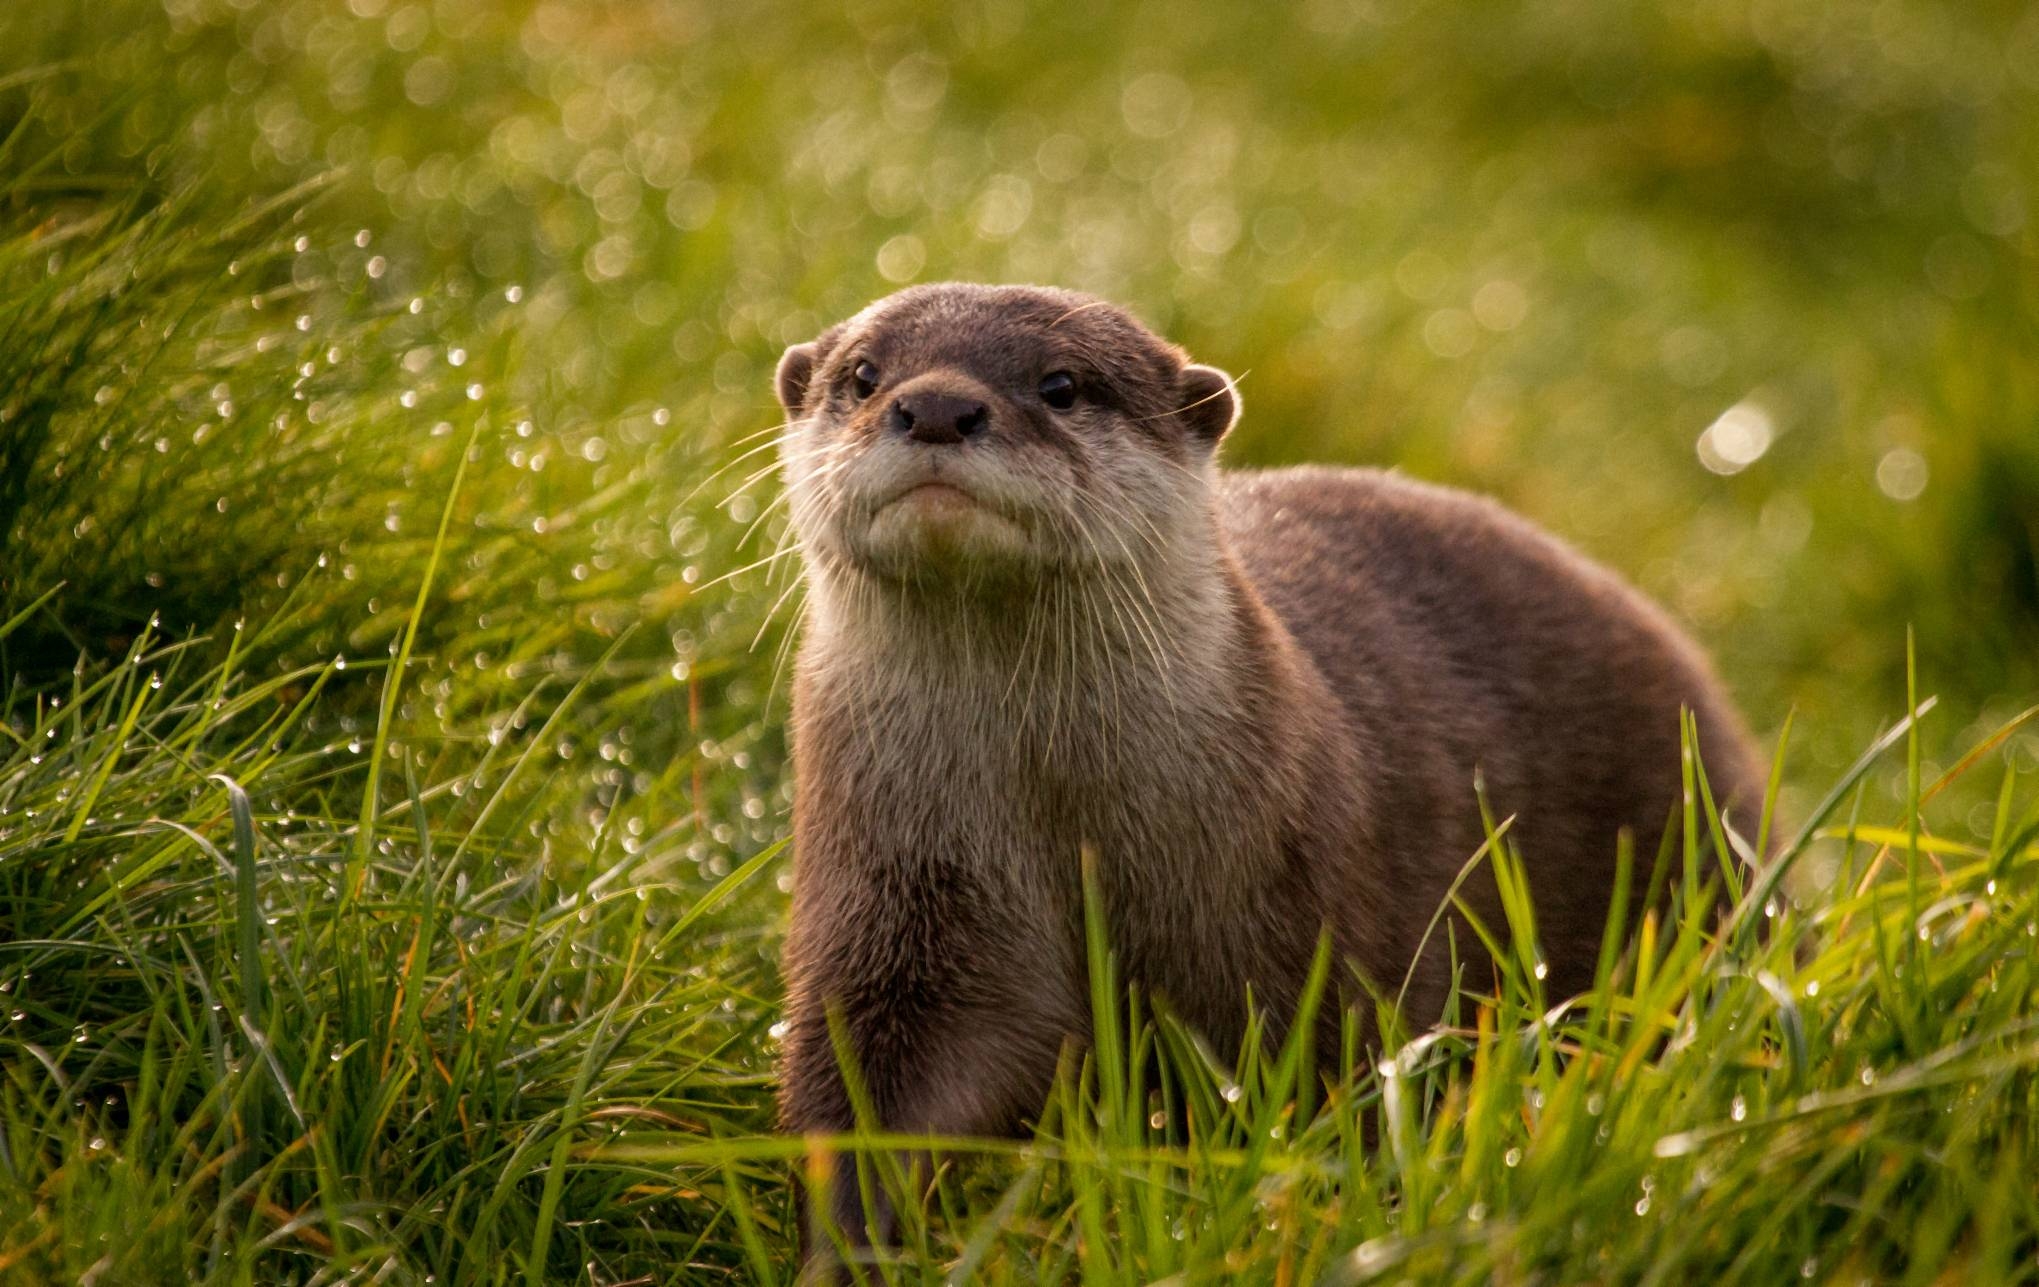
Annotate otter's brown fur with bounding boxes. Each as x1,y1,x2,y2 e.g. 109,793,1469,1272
768,282,1764,1253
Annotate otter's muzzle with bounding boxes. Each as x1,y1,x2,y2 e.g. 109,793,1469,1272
888,390,989,445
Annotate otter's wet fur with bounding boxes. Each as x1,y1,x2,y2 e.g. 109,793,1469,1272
768,282,1764,1255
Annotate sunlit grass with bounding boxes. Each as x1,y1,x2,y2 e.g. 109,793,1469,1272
5,591,2036,1281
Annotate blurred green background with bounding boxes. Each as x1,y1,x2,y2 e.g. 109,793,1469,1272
6,0,2038,820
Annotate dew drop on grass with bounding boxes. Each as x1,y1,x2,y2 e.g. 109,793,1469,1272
1533,961,1548,981
8,1011,22,1023
1222,1084,1243,1104
1730,1095,1747,1122
1800,1258,1819,1278
1859,1064,1876,1087
1635,1197,1651,1216
1803,979,1820,998
1150,1111,1167,1130
1503,1148,1522,1168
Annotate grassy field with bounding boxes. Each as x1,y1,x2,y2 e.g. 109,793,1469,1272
4,0,2038,1281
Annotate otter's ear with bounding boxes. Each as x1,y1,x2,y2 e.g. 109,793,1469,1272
1177,364,1240,444
775,342,820,419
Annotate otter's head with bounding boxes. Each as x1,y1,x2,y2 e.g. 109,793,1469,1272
773,283,1238,592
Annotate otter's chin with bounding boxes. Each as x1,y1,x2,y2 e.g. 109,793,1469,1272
857,484,1035,578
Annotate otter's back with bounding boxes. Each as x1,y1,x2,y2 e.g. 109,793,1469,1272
1217,465,1763,997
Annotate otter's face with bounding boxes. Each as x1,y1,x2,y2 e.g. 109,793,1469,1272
773,284,1239,588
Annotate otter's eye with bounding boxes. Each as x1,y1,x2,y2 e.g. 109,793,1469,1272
851,360,880,401
1038,371,1077,411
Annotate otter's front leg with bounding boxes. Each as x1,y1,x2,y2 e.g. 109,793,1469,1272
778,948,1080,1274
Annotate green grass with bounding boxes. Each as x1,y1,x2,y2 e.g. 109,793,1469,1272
5,577,2039,1283
4,0,2039,1281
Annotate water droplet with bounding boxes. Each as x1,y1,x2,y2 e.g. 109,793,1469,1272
1696,401,1774,476
1503,1147,1522,1168
1730,1095,1747,1122
1532,960,1549,981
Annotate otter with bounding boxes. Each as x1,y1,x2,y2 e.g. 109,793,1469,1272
768,282,1764,1257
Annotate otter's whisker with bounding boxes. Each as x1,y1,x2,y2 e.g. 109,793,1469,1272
1128,368,1252,424
681,416,811,508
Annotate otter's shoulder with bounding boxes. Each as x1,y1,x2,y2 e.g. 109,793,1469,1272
1216,464,1574,570
1214,463,1676,637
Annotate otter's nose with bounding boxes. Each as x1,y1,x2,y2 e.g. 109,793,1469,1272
888,392,989,445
